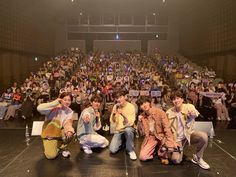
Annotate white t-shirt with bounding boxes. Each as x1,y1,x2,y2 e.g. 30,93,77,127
176,112,185,142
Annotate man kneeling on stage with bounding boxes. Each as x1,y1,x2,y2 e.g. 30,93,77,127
166,91,210,170
137,97,178,164
37,92,74,159
109,90,137,160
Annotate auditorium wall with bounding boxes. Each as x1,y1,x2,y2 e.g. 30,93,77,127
0,0,55,91
179,0,236,82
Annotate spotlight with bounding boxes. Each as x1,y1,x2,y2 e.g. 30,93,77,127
34,57,38,61
152,13,156,16
115,34,119,40
155,34,159,38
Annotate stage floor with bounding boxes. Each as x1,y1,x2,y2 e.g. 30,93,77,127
0,120,236,177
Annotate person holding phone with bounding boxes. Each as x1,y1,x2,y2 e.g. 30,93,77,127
37,92,74,159
109,90,137,160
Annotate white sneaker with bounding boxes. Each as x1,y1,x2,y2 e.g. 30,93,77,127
227,117,231,121
191,154,210,170
217,117,221,121
101,139,109,148
128,151,137,160
83,146,93,154
62,150,71,158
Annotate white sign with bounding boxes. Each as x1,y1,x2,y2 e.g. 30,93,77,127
129,90,139,97
140,90,150,96
31,121,44,136
151,91,161,97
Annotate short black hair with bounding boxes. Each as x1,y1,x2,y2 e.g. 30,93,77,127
137,97,151,107
113,90,127,99
170,90,184,100
59,92,73,100
90,94,103,103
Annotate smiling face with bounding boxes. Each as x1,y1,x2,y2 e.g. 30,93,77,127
172,96,184,110
140,102,151,112
60,95,72,108
91,101,101,111
116,95,126,107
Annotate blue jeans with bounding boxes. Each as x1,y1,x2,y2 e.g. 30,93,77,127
0,106,8,119
109,127,135,153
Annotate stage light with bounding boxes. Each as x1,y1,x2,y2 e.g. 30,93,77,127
115,34,119,40
153,13,156,16
79,12,83,16
155,34,159,38
34,57,38,61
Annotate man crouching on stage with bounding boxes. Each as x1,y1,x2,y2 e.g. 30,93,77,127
77,94,109,154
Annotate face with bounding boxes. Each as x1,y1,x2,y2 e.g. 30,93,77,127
140,102,151,112
172,96,184,109
61,95,72,108
16,88,21,93
116,95,126,106
91,101,101,111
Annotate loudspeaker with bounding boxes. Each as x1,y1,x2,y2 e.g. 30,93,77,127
193,121,215,138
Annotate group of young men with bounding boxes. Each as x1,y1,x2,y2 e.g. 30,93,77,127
37,90,210,170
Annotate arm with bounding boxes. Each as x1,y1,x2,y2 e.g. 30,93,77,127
63,112,75,137
37,99,60,115
137,114,145,136
119,104,136,127
160,110,177,148
93,111,102,131
187,104,200,119
109,105,117,123
82,111,91,124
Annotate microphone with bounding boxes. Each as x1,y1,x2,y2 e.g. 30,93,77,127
115,103,121,110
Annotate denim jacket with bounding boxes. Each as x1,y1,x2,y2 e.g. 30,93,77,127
76,106,101,138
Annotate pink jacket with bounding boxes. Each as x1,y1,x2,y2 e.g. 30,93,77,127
138,107,177,149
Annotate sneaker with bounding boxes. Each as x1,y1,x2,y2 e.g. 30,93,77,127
128,151,137,160
83,146,93,154
101,139,109,148
227,117,231,121
191,154,210,170
62,150,71,158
